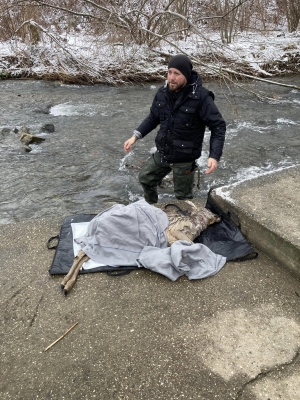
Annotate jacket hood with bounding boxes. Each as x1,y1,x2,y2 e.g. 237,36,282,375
188,70,202,86
185,70,202,96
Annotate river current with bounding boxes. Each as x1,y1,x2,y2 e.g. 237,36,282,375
1,77,299,224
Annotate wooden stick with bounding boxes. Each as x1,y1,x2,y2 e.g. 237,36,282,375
43,322,78,352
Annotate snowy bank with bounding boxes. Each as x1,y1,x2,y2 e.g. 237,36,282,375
0,30,299,84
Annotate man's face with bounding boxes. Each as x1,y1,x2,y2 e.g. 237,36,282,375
167,68,187,92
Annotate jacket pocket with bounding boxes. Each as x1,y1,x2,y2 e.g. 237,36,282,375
155,100,166,121
173,140,194,154
172,140,194,162
176,105,196,127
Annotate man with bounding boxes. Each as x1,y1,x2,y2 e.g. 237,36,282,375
124,54,226,204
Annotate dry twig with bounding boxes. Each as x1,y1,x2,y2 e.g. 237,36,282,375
43,322,79,352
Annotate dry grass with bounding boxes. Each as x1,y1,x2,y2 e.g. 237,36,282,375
260,52,300,75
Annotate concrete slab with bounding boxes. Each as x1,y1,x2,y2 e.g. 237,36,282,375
211,165,300,280
1,214,300,399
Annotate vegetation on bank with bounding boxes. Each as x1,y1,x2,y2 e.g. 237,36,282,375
0,0,299,89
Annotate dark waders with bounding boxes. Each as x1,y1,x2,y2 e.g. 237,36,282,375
139,151,196,204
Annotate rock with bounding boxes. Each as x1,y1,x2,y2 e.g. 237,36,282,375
1,128,11,136
20,133,46,145
41,123,55,133
23,145,32,152
19,126,46,145
20,133,33,145
34,104,53,114
20,126,31,134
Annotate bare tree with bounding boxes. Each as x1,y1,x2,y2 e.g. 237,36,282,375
277,0,300,32
0,0,299,91
214,0,243,43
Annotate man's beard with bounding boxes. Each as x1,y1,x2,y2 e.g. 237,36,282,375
168,81,186,92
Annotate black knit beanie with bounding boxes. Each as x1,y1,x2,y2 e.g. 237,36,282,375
168,54,193,82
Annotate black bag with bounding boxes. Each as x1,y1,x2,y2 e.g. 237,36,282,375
47,214,139,276
194,189,258,261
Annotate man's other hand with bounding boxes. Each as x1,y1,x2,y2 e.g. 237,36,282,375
124,136,137,152
205,158,218,174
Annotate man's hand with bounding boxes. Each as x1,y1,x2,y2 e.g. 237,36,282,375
205,158,218,174
124,136,137,152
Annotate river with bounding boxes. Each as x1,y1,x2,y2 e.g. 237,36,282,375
0,77,299,224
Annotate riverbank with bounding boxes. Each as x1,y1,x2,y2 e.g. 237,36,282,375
1,30,300,84
1,166,300,400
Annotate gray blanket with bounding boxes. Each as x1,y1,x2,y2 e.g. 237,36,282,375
136,240,226,281
74,199,169,266
74,200,226,280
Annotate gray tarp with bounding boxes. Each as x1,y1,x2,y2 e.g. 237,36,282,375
74,199,169,266
136,240,227,281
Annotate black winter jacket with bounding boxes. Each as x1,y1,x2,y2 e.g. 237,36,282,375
136,71,226,163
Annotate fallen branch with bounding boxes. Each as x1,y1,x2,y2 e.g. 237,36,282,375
15,20,105,83
154,49,300,92
43,322,78,352
208,65,300,91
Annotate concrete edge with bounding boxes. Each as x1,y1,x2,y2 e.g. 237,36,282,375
210,190,300,281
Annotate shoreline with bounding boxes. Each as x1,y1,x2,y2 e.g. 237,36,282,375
1,67,299,86
1,31,300,86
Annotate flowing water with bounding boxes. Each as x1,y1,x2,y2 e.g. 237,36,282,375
1,77,299,224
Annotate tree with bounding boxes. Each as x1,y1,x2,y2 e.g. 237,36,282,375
0,0,299,91
277,0,300,32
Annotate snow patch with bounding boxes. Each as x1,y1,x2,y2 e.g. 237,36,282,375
214,165,297,203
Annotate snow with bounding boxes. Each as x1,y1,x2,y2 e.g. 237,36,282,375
0,28,299,83
214,165,297,204
229,31,300,73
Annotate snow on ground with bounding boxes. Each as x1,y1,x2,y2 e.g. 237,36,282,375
0,28,299,82
224,30,300,75
214,165,296,204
